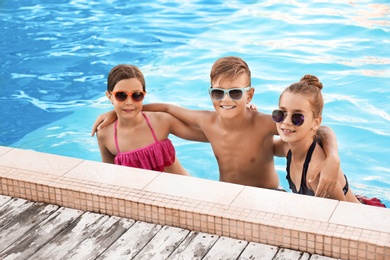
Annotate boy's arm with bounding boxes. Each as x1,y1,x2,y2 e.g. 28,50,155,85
273,137,288,157
91,110,117,137
308,126,340,198
143,103,204,128
307,171,346,201
164,113,208,142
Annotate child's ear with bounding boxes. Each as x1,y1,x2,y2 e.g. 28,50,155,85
312,115,322,131
246,87,255,103
106,91,113,104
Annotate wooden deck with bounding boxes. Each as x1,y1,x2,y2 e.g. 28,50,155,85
0,196,337,260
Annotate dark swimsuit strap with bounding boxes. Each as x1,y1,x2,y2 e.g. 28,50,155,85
289,139,350,196
342,174,349,195
303,140,350,195
301,139,317,194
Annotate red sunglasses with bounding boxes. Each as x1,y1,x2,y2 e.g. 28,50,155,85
111,91,146,102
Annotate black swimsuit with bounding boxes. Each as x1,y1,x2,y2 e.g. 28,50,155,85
286,139,349,196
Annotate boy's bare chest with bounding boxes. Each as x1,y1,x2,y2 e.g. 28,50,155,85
208,129,271,161
208,124,266,147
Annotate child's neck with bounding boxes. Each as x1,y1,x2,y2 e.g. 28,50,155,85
289,137,315,162
117,112,144,128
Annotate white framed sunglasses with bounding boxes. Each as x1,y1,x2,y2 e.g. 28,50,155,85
209,86,252,100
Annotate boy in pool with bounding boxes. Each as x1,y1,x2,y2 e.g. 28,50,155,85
97,64,208,175
272,75,385,207
92,57,340,196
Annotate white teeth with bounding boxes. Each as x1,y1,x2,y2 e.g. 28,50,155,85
221,105,235,109
282,129,294,133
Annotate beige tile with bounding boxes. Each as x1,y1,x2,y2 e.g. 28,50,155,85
64,160,159,190
0,146,12,156
329,201,390,233
143,172,244,205
0,148,83,176
230,186,338,222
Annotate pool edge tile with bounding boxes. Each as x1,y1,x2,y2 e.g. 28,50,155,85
0,147,389,260
0,147,83,176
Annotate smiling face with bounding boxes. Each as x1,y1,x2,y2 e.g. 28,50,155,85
106,78,144,119
276,91,321,144
210,73,253,119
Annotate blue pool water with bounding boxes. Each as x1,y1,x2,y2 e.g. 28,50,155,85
1,1,389,207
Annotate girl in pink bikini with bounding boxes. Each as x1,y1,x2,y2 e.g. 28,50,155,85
96,64,207,175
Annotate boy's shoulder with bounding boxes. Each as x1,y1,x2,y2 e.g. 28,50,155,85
251,110,277,133
251,110,273,121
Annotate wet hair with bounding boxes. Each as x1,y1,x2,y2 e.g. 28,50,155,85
210,56,251,87
280,74,324,118
107,64,146,92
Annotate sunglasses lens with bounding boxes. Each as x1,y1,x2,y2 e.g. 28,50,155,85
210,89,225,100
272,110,285,123
291,113,305,126
131,91,145,102
115,92,128,102
229,89,243,100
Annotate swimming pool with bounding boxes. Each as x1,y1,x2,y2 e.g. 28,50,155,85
1,1,389,207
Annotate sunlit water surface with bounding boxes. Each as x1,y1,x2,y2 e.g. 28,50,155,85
1,1,389,207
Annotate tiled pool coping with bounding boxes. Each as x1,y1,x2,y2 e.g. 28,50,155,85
0,146,389,259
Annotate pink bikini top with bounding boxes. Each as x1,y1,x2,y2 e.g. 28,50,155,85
114,112,176,171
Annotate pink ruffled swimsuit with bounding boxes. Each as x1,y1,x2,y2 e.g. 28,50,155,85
114,112,176,171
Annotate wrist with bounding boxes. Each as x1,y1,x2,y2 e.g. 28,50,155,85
327,153,340,166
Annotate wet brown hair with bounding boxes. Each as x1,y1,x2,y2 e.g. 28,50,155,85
280,74,324,118
210,56,251,87
107,64,146,92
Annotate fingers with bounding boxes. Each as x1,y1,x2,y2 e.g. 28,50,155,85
315,181,336,198
315,183,328,198
91,118,104,137
246,104,258,111
91,123,99,137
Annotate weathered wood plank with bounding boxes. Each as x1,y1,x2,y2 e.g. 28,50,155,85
30,212,110,259
0,197,33,228
0,197,338,260
273,248,310,260
238,242,278,259
0,195,12,207
0,207,83,260
62,216,135,259
132,225,190,260
168,231,218,260
202,236,248,260
97,220,162,259
0,202,59,253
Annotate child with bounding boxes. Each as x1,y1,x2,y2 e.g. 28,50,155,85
93,57,340,196
96,64,207,175
272,75,385,207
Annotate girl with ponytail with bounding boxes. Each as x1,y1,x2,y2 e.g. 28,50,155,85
273,75,385,207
